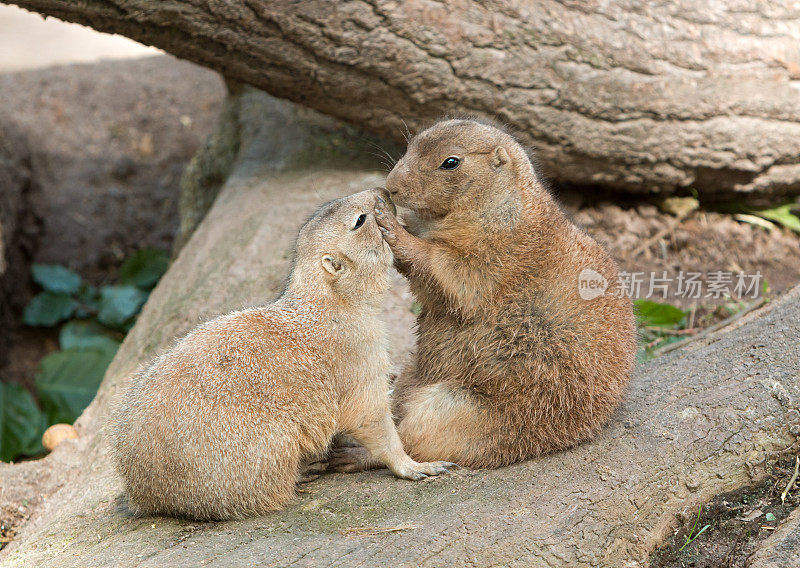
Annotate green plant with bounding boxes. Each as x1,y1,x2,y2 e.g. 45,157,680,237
751,203,800,233
0,248,169,462
0,382,47,462
635,299,688,362
678,505,711,551
22,248,167,331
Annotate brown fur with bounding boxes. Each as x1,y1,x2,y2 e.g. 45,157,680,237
109,189,454,521
375,119,637,468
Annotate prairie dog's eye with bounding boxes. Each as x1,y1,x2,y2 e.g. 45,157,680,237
352,213,367,230
439,156,461,170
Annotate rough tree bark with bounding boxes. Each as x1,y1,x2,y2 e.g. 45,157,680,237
0,95,798,567
5,0,800,198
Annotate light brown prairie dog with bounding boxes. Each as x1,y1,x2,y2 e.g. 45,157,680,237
109,189,455,521
360,119,636,469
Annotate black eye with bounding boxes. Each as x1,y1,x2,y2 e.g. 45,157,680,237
352,214,367,230
439,156,461,170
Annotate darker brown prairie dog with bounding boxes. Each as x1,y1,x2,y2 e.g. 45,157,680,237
110,189,455,521
371,119,637,469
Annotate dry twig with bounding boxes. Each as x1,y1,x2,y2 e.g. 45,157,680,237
340,525,417,537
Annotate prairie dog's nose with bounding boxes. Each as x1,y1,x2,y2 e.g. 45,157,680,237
385,169,399,195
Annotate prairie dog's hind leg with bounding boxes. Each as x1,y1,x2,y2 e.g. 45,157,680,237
327,433,383,473
396,383,497,468
297,458,329,484
329,445,383,473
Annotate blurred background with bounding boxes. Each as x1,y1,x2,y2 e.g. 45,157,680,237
0,4,159,72
0,5,225,466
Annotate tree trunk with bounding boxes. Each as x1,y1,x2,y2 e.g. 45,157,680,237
5,1,800,199
1,93,798,567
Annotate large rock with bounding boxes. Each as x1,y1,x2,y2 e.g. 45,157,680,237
0,118,38,366
0,56,225,280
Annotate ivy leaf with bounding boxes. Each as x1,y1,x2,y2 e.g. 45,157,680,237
22,292,78,327
35,347,116,425
0,382,47,462
97,285,147,329
31,264,82,294
59,321,121,352
119,249,170,290
634,300,686,328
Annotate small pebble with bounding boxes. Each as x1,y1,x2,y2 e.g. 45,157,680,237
42,424,78,452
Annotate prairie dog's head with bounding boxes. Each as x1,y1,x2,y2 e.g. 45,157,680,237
290,188,393,301
386,119,534,219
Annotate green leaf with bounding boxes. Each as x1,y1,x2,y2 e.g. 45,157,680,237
0,382,47,462
753,204,800,233
634,300,686,328
97,285,147,329
410,301,422,316
35,347,116,425
765,512,776,522
31,264,82,294
59,321,121,352
74,284,100,318
119,248,170,289
22,292,78,327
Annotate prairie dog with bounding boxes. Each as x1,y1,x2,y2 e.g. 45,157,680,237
110,189,455,521
366,120,636,468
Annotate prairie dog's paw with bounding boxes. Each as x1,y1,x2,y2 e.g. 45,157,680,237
297,459,329,484
374,197,403,246
395,460,459,481
329,446,382,473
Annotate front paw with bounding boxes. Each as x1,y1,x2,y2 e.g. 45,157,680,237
395,460,459,481
374,196,403,248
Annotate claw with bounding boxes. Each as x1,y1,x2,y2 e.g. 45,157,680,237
397,460,458,480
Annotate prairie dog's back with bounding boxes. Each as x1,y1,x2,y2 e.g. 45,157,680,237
111,304,340,520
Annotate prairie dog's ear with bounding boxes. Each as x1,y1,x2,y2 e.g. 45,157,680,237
492,146,510,169
321,254,345,276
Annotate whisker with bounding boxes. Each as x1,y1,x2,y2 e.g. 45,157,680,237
309,175,324,200
400,118,412,144
365,141,397,170
367,151,394,172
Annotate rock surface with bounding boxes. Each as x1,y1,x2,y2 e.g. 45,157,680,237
748,507,800,568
